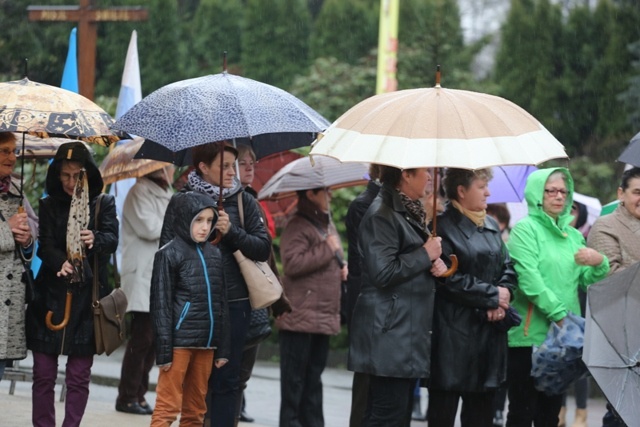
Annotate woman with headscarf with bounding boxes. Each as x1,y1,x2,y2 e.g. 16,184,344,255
505,168,609,426
348,165,447,427
427,168,517,427
160,141,271,427
26,141,118,427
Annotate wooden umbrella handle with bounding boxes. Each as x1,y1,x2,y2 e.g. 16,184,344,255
440,254,458,278
45,291,72,331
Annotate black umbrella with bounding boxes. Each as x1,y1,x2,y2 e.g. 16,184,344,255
617,131,640,167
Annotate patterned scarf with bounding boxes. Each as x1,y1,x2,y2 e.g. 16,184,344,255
0,175,11,193
187,169,241,201
399,191,427,229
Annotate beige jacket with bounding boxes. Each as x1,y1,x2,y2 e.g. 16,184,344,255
587,204,640,274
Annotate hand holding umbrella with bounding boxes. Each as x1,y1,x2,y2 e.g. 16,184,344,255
46,168,90,331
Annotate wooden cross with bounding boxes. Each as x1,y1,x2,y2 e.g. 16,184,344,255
28,0,148,100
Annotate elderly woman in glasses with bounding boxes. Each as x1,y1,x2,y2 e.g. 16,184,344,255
0,132,37,381
505,168,609,426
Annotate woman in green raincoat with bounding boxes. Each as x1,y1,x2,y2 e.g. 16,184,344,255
505,167,609,426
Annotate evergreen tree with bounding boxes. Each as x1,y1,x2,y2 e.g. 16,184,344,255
188,0,244,76
396,0,471,89
242,0,311,89
309,0,378,65
289,55,377,122
619,39,640,131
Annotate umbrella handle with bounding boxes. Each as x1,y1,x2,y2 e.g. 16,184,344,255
439,254,458,278
45,291,73,331
210,229,222,245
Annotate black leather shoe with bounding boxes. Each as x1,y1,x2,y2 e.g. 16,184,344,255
239,410,255,423
139,401,154,415
115,401,149,415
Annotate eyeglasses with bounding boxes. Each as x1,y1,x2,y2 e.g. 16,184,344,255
0,148,19,157
544,188,568,197
60,173,82,183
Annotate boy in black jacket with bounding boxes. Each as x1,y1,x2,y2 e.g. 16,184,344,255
150,191,230,426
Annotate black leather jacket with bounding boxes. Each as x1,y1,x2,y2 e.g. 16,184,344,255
151,192,230,365
160,184,271,301
348,184,436,379
429,205,517,392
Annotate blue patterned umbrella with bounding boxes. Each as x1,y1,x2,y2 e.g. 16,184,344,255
112,72,330,165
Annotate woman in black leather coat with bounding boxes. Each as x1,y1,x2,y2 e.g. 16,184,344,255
26,141,118,427
348,165,447,427
427,168,517,427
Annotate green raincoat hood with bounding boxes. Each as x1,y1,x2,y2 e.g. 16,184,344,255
524,167,574,233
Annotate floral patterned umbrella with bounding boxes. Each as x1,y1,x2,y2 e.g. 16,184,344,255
113,72,330,164
99,137,170,185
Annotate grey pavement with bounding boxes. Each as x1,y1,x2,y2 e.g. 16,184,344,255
0,345,609,426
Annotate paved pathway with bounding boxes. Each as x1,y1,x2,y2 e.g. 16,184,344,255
0,346,609,426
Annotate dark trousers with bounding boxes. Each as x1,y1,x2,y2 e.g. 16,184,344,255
363,375,414,427
207,299,252,427
117,312,155,405
506,347,563,427
279,330,329,427
428,389,495,427
603,403,628,427
32,351,93,427
349,372,370,427
237,344,260,418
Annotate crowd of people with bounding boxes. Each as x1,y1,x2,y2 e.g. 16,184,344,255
0,130,638,427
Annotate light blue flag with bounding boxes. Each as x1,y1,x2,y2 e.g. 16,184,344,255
32,27,80,278
110,30,143,270
61,28,79,93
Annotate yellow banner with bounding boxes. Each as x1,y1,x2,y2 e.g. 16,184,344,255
376,0,399,94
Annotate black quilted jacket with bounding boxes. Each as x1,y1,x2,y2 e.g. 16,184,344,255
160,184,271,301
151,192,230,366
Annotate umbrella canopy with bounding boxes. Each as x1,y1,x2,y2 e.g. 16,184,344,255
252,151,304,229
257,155,368,201
617,131,640,168
584,262,640,427
99,137,170,185
310,85,567,169
0,78,121,146
16,133,95,159
487,165,538,204
113,72,330,164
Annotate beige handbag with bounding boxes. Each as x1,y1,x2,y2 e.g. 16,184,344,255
234,194,283,309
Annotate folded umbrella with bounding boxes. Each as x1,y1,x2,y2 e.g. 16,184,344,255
584,262,640,427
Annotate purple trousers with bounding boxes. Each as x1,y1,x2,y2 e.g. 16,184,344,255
32,351,93,427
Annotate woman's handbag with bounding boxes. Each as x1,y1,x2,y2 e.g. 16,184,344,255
92,194,128,356
244,308,272,350
234,194,283,309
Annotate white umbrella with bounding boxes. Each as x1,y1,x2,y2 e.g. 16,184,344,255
257,156,368,201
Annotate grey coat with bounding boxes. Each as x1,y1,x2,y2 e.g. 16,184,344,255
0,179,38,360
348,184,435,379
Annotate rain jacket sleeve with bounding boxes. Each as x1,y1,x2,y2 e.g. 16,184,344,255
362,211,432,289
437,214,516,309
222,192,270,262
150,247,174,366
